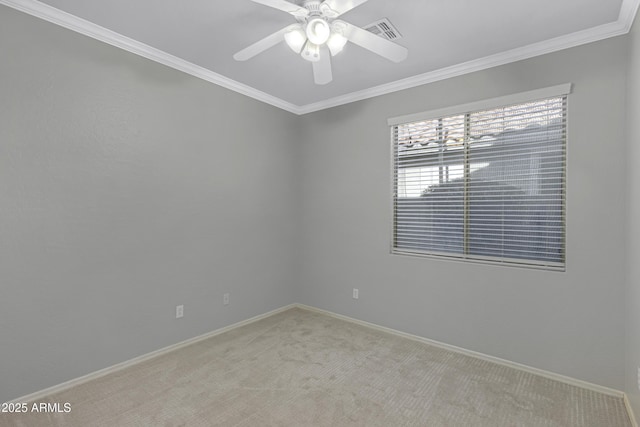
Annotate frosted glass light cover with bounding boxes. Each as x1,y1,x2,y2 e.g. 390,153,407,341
306,18,330,45
284,25,307,53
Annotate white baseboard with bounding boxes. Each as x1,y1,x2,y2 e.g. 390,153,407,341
8,304,297,404
625,394,639,427
294,303,625,398
9,301,633,424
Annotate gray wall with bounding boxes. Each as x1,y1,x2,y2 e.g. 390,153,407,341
626,14,640,419
0,5,299,403
297,36,629,389
1,1,635,406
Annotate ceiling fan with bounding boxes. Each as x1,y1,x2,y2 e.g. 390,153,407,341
233,0,408,85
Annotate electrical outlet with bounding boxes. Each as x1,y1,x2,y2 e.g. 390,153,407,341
176,305,184,319
223,293,230,306
353,288,359,299
637,367,640,391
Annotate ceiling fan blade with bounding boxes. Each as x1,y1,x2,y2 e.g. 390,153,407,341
339,20,408,63
312,47,333,85
320,0,369,17
233,25,293,61
251,0,309,18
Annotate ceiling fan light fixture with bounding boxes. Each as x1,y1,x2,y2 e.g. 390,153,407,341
234,0,408,85
327,33,347,56
284,25,307,53
301,40,321,62
306,18,331,45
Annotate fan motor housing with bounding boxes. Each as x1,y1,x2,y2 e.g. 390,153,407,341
303,0,322,14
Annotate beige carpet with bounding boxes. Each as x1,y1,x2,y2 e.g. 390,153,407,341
0,307,631,426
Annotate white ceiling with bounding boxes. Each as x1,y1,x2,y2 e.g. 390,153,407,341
2,0,638,114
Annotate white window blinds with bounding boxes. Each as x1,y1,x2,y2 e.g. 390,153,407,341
390,86,569,270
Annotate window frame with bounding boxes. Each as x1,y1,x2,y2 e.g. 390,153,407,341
388,84,571,271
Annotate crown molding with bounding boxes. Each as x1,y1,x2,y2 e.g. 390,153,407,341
297,11,638,114
1,0,639,116
621,0,640,31
0,0,302,114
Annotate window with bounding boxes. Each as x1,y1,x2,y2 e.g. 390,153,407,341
389,85,569,270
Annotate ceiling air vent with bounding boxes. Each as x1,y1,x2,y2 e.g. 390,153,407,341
364,18,402,40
